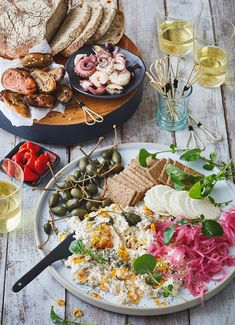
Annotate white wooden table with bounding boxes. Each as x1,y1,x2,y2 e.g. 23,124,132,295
0,0,235,324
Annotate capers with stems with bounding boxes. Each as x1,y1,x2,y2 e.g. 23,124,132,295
85,200,99,212
112,149,122,164
110,163,124,174
43,222,52,235
70,208,88,220
71,188,83,200
59,190,72,202
124,212,141,226
49,193,60,207
85,183,98,195
50,205,67,216
102,198,113,207
86,163,97,176
78,157,89,172
56,180,70,189
66,198,81,211
74,169,81,180
102,148,113,159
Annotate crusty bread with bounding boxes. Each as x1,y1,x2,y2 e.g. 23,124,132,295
0,0,68,59
87,0,117,43
61,1,103,57
50,2,91,56
98,9,125,45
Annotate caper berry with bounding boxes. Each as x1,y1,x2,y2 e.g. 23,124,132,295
86,163,97,176
70,208,88,220
78,157,89,172
50,205,67,216
124,212,141,226
102,159,110,167
102,148,113,159
102,198,113,207
59,190,72,202
69,175,77,183
43,222,52,235
110,163,124,174
49,193,60,207
85,183,98,195
74,169,81,180
92,176,101,186
65,198,81,211
85,200,99,212
56,181,70,189
71,188,83,200
92,159,101,167
112,149,122,164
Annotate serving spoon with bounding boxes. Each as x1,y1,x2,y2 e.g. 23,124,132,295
12,232,74,293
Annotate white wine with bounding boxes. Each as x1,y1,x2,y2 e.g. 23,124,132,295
0,181,22,233
158,20,194,56
196,46,228,87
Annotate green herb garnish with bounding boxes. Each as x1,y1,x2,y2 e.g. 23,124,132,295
50,306,96,325
138,144,180,167
163,284,174,298
69,240,105,264
163,224,175,244
201,219,224,237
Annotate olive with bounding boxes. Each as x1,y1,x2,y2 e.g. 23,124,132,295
50,205,67,216
78,157,89,172
85,201,99,212
112,149,122,164
110,163,124,174
60,190,72,202
70,208,88,220
102,198,113,207
57,180,70,189
66,198,81,211
74,169,81,180
43,222,52,235
85,183,98,195
49,193,60,207
86,163,97,176
71,188,83,200
102,148,113,159
124,212,141,226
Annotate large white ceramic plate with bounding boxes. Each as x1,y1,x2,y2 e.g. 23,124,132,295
34,143,235,316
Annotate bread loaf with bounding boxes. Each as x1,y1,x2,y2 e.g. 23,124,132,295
0,0,68,59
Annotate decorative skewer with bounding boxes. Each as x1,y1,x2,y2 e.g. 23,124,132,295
73,96,103,126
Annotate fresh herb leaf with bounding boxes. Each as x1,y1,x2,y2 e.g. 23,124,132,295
177,218,187,225
166,164,201,191
188,181,203,199
133,254,156,274
50,306,59,322
170,144,177,152
163,284,174,298
201,220,224,237
69,240,85,254
163,224,175,244
170,174,185,191
203,164,215,171
210,152,217,163
180,148,202,162
146,271,163,285
138,149,157,167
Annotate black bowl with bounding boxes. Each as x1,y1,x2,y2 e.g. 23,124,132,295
65,44,146,99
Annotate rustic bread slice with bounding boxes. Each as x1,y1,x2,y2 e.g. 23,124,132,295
147,158,167,183
87,0,117,43
61,1,103,57
106,177,136,207
0,0,68,59
50,2,91,56
97,9,125,45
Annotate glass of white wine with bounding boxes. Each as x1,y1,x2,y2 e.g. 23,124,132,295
195,16,234,88
0,159,24,233
156,0,203,56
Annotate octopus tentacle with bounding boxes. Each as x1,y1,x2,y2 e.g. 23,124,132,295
74,55,97,78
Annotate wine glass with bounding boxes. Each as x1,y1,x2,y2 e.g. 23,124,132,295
194,16,235,88
0,159,24,233
156,0,203,56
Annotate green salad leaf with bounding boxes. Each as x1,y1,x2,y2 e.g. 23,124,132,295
133,254,156,274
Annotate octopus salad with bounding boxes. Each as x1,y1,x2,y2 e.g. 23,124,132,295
73,44,135,96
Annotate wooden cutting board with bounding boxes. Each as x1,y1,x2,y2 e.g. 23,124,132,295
35,35,141,126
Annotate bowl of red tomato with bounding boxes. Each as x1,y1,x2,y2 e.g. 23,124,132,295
5,141,60,186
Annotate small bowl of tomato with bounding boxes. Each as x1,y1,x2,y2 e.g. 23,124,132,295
5,141,60,186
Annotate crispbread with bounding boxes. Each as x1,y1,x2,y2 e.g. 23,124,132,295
106,177,136,207
147,158,167,183
97,9,125,45
130,160,156,185
158,158,174,185
62,2,103,57
117,173,144,202
87,0,117,43
50,2,91,56
146,157,159,168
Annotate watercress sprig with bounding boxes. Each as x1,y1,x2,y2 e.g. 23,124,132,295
132,254,187,302
163,216,224,245
50,306,96,325
69,240,105,264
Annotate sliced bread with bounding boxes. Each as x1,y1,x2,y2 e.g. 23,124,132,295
50,2,91,56
97,9,125,45
61,1,103,57
87,0,117,43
